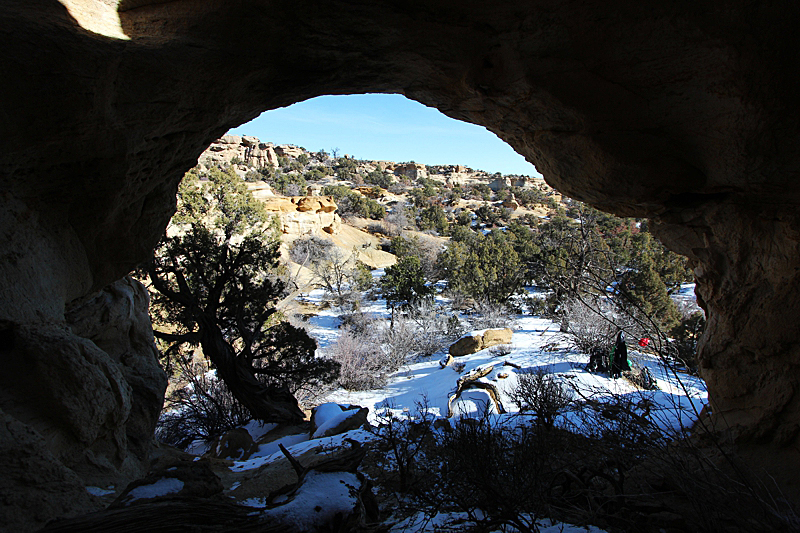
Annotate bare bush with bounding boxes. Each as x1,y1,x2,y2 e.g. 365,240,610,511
325,301,464,393
156,352,251,449
447,292,475,312
489,344,513,357
378,315,419,364
509,368,573,428
432,414,634,533
366,222,387,235
374,399,436,493
400,299,464,357
468,298,513,329
561,297,617,354
326,327,401,391
384,206,413,236
288,235,334,266
338,311,380,337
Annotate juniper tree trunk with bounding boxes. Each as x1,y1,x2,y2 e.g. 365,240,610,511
198,314,304,423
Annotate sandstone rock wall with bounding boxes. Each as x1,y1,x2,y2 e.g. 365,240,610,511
200,134,278,169
260,196,341,236
0,276,166,530
388,162,428,181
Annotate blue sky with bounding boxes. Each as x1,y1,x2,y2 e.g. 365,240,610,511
228,94,542,177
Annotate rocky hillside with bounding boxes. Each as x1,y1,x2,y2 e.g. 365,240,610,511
198,134,570,283
199,134,561,204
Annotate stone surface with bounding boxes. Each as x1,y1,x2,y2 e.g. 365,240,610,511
449,329,513,356
65,276,168,479
1,0,800,524
0,275,166,530
274,145,306,159
482,328,513,349
0,409,98,532
208,428,259,461
389,162,428,181
260,196,341,235
449,333,485,357
200,135,278,169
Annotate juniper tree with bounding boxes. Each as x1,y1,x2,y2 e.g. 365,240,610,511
380,256,433,311
147,167,338,423
437,229,525,304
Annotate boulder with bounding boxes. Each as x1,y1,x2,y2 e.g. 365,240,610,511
482,328,513,349
449,333,484,356
310,403,369,439
449,328,513,356
208,428,259,461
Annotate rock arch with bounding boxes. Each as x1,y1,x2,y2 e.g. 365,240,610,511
2,1,799,528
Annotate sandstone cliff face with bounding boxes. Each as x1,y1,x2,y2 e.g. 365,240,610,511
261,195,341,236
388,162,428,181
201,134,278,169
2,0,800,527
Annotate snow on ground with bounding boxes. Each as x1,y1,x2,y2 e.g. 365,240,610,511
302,288,391,350
319,311,707,433
303,296,706,533
241,420,279,441
85,486,115,497
229,428,376,473
311,403,363,438
124,477,184,502
202,280,706,533
261,470,362,531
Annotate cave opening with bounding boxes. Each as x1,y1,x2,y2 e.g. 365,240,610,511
4,2,800,530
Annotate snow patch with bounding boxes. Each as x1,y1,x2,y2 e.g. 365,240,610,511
312,403,363,438
126,477,184,501
229,429,376,473
261,471,360,531
85,486,115,497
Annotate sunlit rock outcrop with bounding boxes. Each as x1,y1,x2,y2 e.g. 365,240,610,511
200,135,279,169
261,195,341,235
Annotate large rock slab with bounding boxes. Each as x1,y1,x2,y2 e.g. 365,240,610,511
449,328,513,356
0,276,166,530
